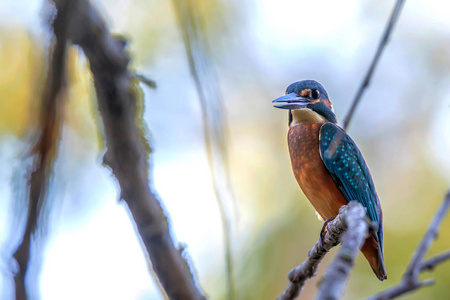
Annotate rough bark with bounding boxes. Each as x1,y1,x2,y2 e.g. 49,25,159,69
279,202,367,300
52,0,206,299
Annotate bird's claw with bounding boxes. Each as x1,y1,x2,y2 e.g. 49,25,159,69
319,217,335,246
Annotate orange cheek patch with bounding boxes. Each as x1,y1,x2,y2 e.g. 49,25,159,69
322,99,333,110
300,89,311,97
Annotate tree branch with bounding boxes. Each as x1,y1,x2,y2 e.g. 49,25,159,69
12,1,71,299
316,202,368,300
278,202,367,300
134,73,157,89
53,0,206,299
172,1,236,299
342,0,406,130
367,190,450,300
420,251,450,272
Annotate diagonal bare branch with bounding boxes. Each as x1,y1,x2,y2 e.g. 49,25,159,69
172,1,237,299
367,190,450,300
343,0,406,130
12,1,72,299
52,0,206,299
279,202,367,300
403,191,450,281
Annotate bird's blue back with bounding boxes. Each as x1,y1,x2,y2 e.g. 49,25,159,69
319,122,383,249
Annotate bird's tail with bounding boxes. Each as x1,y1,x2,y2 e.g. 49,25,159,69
361,234,387,281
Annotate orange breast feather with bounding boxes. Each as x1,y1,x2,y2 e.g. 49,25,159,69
288,123,348,219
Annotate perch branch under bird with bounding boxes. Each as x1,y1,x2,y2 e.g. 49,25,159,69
278,201,369,300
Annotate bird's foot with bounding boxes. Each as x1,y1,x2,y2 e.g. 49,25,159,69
319,217,335,246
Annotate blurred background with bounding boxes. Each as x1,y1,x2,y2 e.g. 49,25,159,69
1,0,450,299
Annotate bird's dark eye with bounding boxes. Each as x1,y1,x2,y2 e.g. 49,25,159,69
311,89,320,99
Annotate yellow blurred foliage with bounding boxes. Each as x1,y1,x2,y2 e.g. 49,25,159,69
0,27,102,156
64,47,102,153
0,28,44,136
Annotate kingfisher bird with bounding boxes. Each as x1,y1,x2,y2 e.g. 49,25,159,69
273,80,386,281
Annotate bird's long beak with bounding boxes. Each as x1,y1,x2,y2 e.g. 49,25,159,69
272,92,316,109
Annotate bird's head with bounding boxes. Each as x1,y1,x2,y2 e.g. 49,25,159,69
273,80,337,124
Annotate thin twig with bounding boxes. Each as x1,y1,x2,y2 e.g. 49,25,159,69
404,191,450,281
134,73,157,89
55,0,205,298
367,190,450,300
12,1,71,299
342,0,406,130
278,202,367,300
172,1,236,299
420,251,450,272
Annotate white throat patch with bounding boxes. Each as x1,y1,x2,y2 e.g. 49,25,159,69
291,108,325,125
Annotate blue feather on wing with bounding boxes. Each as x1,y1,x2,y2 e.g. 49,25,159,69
319,123,383,249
